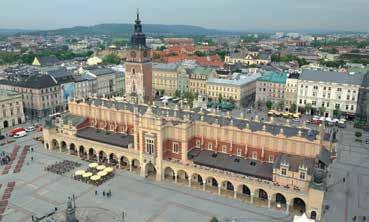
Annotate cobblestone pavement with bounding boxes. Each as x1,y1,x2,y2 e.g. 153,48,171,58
0,131,290,222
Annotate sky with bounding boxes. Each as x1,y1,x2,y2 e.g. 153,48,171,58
0,0,369,32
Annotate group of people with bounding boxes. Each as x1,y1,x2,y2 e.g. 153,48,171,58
45,160,81,175
95,189,112,197
0,151,10,166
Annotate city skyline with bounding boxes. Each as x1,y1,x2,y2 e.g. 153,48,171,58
0,0,369,32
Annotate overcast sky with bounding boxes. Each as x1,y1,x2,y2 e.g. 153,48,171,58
0,0,368,32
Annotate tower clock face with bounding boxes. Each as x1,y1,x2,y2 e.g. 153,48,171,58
130,51,137,58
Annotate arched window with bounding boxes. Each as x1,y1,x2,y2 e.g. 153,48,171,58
132,68,136,75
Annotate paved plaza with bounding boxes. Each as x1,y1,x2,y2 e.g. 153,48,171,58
323,127,369,222
0,131,291,222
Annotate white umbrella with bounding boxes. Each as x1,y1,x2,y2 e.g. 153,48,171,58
89,163,98,168
82,172,93,178
104,167,114,173
97,171,108,177
90,175,101,181
75,170,85,176
96,165,106,170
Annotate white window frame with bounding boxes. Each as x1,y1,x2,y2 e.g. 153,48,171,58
222,145,227,153
172,142,179,154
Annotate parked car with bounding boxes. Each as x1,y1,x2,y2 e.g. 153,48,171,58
13,131,27,138
25,126,36,132
0,134,5,140
10,127,25,137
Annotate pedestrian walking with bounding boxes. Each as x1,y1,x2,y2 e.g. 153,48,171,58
103,191,105,196
95,190,98,195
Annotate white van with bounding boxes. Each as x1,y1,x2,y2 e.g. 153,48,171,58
14,131,27,138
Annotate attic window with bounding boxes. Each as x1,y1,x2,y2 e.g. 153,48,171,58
234,158,240,163
250,161,256,166
212,153,218,158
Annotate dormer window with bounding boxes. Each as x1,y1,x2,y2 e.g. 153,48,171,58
252,152,257,160
196,140,201,148
281,168,287,176
222,145,227,153
268,155,274,163
208,143,213,150
237,148,242,157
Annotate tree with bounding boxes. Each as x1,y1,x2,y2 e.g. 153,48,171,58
355,131,362,138
319,106,326,116
209,217,221,222
103,54,120,65
333,107,341,118
277,100,285,111
174,90,181,98
305,103,312,115
266,100,273,110
290,103,297,113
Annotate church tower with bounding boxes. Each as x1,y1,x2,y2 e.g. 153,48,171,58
125,10,153,104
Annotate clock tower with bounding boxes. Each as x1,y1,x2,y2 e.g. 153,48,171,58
125,10,152,104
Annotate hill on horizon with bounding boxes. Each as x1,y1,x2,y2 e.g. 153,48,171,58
1,23,244,37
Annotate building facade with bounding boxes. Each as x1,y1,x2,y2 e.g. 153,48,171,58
188,67,215,96
0,74,63,118
206,73,260,105
152,63,180,97
256,72,287,103
44,98,330,221
225,52,271,66
297,70,363,117
285,73,300,111
0,89,25,129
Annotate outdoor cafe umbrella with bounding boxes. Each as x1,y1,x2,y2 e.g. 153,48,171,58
82,172,93,178
96,165,106,171
75,170,85,176
104,167,114,173
97,171,108,177
89,163,98,168
90,175,101,181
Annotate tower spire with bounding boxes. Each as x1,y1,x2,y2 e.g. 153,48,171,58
136,8,140,21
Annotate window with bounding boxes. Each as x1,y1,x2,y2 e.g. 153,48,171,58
347,95,350,100
196,140,201,147
346,105,349,110
299,172,306,180
337,88,342,92
281,168,287,176
208,143,213,150
268,155,274,163
312,101,317,106
299,99,302,104
236,148,242,156
335,104,340,109
222,145,227,153
172,142,179,154
145,137,155,155
351,105,354,111
313,86,318,90
252,152,257,160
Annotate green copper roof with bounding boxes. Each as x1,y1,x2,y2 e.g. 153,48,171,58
259,71,287,84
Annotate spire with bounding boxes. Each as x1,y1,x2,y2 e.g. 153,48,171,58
131,8,146,48
136,8,140,21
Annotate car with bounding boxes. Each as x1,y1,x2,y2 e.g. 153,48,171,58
0,135,5,140
25,126,36,132
13,131,27,138
365,139,369,145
